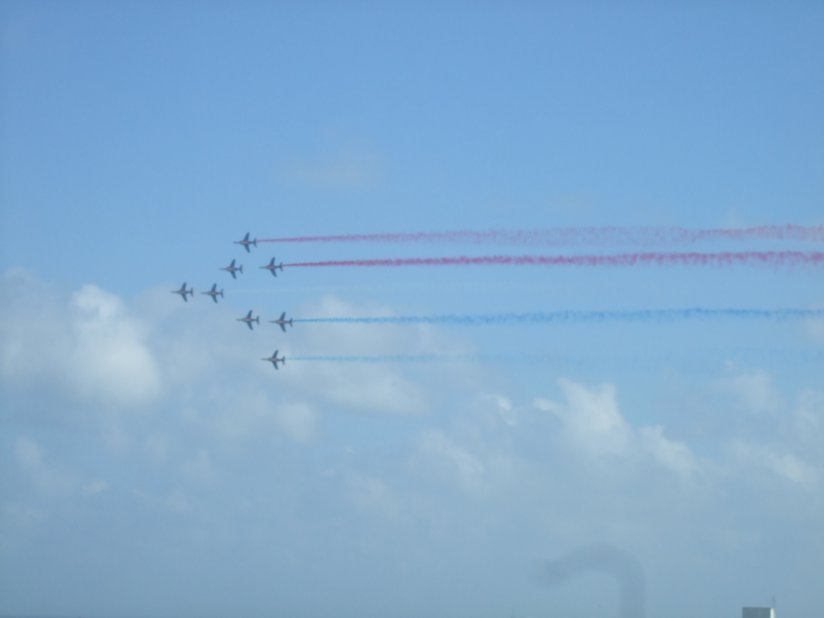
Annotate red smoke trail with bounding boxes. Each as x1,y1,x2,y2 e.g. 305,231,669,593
286,251,824,269
261,225,824,246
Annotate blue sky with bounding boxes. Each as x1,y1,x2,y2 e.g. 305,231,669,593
1,2,823,617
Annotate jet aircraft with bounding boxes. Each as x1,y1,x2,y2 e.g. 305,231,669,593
202,283,224,303
172,282,194,302
237,310,260,330
234,232,257,253
262,350,285,370
260,257,284,277
220,259,243,279
269,312,293,332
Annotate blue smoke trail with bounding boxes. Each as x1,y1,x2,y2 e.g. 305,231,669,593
289,354,480,363
294,308,824,326
289,349,824,365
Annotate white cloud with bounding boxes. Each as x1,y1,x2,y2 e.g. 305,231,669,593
313,366,428,415
275,402,318,444
714,367,783,415
347,474,403,520
285,296,435,415
417,430,488,495
535,378,699,479
638,425,700,478
14,437,74,496
81,480,109,496
485,394,518,427
13,437,111,500
69,285,162,408
278,148,383,190
181,449,216,484
794,389,824,441
203,390,318,444
535,379,632,458
729,440,819,489
131,488,192,514
2,503,45,529
1,272,162,410
805,308,824,343
145,433,173,465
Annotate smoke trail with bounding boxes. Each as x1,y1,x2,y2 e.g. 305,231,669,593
286,250,824,269
289,349,824,367
289,354,475,363
260,224,824,246
539,544,646,618
294,308,824,326
289,354,592,366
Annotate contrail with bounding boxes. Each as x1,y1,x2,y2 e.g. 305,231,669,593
286,250,824,269
294,308,824,326
260,224,824,246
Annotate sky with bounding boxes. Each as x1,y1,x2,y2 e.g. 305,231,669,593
1,2,823,617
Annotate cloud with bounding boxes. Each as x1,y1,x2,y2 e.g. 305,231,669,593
181,449,216,484
535,379,632,458
197,389,319,445
274,402,318,444
714,367,783,415
2,272,446,451
719,386,824,491
285,296,434,415
13,436,110,501
14,437,75,496
485,393,518,427
638,425,700,478
535,378,699,478
410,394,532,499
347,474,403,520
805,306,824,343
81,480,109,496
729,440,819,489
794,389,824,445
417,430,488,495
278,148,383,190
1,271,162,410
132,488,192,514
68,285,162,407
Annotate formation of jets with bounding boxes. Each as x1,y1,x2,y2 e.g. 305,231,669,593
270,311,293,332
202,283,224,303
234,232,257,253
172,232,292,370
221,259,243,279
172,282,194,302
262,350,285,370
261,257,284,277
237,310,261,330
